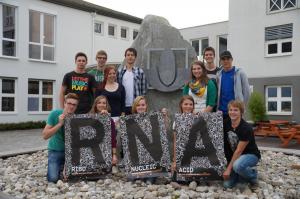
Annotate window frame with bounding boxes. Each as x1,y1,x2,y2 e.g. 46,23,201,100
265,85,292,115
94,20,104,35
191,37,209,60
27,79,54,114
108,24,117,38
0,77,17,114
120,26,129,40
265,38,292,57
268,0,297,13
133,29,139,40
0,3,17,58
28,10,56,62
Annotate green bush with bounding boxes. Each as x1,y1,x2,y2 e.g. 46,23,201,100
0,121,46,131
248,92,268,123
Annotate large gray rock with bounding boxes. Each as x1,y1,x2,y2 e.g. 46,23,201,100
131,15,196,92
128,15,197,114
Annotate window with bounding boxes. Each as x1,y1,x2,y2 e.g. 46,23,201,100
0,78,16,112
94,21,103,35
29,10,55,61
265,23,293,56
0,4,16,57
121,27,128,39
191,40,199,56
217,35,228,64
28,80,54,112
266,86,292,115
191,38,209,59
108,24,116,37
269,0,297,12
133,30,138,40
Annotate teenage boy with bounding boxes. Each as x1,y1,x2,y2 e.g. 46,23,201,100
59,52,96,114
203,46,220,81
217,50,250,162
88,50,108,86
118,48,147,114
42,93,79,183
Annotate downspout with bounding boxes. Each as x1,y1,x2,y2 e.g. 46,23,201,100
91,12,96,64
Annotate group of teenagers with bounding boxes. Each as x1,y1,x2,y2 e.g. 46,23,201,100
42,47,261,189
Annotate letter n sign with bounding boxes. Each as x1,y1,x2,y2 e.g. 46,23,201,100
119,112,171,178
174,112,227,181
64,114,112,180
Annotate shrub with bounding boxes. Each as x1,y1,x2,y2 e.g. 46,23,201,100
248,92,268,122
0,121,46,131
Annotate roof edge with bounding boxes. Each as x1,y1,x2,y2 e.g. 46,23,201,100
41,0,143,24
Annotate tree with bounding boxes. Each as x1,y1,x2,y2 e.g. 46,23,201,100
248,92,268,122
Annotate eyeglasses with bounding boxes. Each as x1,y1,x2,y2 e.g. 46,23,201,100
97,56,107,60
66,102,78,107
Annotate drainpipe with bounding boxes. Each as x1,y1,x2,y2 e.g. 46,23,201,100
91,12,96,64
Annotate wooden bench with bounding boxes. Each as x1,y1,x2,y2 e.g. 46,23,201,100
254,120,297,147
290,124,300,144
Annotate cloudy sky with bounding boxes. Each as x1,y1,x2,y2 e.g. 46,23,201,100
85,0,229,29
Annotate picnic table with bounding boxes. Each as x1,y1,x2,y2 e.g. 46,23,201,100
254,120,297,147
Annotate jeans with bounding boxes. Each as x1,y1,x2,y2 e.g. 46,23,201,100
47,150,65,183
224,154,259,188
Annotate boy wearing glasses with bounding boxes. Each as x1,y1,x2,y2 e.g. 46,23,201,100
88,50,108,85
217,50,250,162
42,93,79,183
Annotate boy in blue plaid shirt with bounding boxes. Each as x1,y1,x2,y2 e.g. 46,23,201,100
118,48,147,114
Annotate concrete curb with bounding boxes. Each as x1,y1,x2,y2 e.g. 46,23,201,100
0,146,47,158
259,146,300,156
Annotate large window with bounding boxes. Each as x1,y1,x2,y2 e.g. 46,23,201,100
265,23,293,57
0,78,16,112
0,4,16,57
28,80,54,112
191,38,209,59
29,10,55,61
266,86,292,115
269,0,297,12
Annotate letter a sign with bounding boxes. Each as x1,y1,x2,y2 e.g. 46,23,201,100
174,112,227,181
119,112,171,178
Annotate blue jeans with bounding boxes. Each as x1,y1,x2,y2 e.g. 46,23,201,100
224,154,259,188
47,150,65,183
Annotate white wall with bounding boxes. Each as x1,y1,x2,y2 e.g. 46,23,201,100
0,0,140,123
180,21,228,63
228,0,300,78
93,15,140,64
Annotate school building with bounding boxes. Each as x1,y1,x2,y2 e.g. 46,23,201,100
1,0,299,123
180,0,300,122
0,0,141,123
